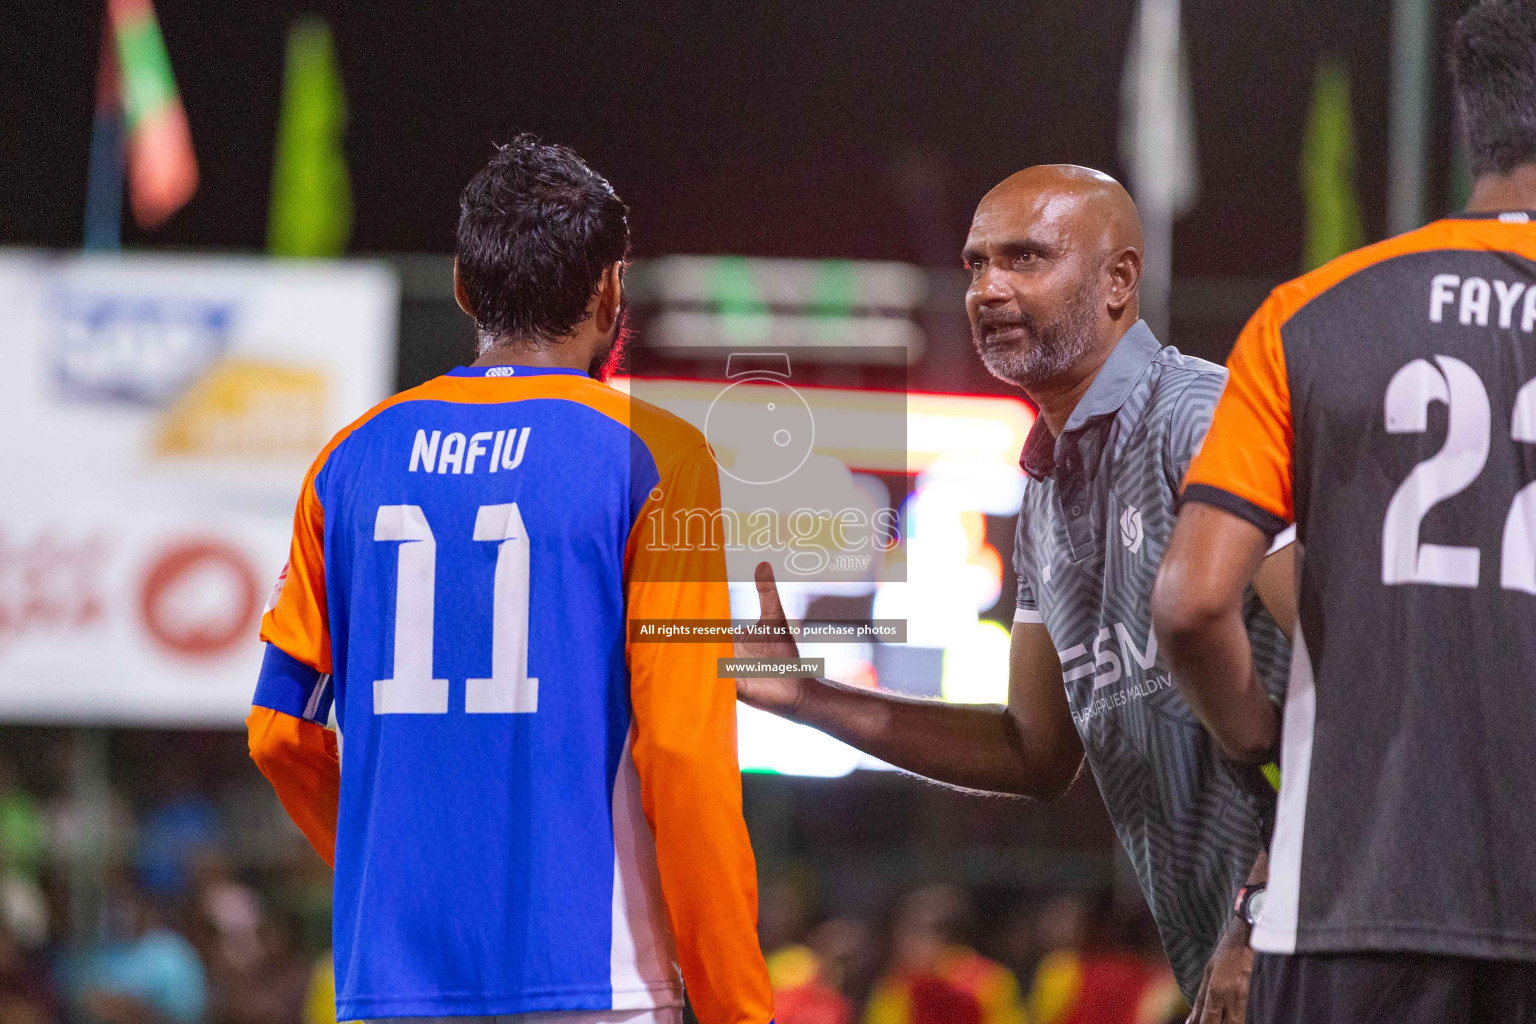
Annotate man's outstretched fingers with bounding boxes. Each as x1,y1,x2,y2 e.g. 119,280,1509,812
755,561,788,625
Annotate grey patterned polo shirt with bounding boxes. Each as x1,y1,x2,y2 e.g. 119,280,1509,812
1011,320,1292,998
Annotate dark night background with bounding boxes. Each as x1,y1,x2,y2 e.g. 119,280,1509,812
4,0,1474,281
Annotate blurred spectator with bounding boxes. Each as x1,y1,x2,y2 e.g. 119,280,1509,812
0,724,1199,1024
0,845,49,950
215,775,307,873
759,871,817,956
1026,893,1181,1024
59,872,207,1024
190,855,263,977
1123,906,1183,1024
0,916,58,1024
767,943,854,1024
0,758,47,880
46,738,135,877
761,872,858,1024
807,918,877,1008
303,952,335,1024
864,885,1026,1024
268,846,333,957
136,762,222,899
210,909,311,1024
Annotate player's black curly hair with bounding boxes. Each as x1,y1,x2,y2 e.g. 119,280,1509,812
455,134,630,345
1450,0,1536,177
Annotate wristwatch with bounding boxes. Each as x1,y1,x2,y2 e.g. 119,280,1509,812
1234,883,1267,928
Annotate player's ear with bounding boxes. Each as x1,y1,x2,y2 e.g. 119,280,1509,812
453,259,478,321
593,261,624,333
1106,246,1142,317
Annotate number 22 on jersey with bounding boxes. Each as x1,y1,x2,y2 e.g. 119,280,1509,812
1382,355,1536,593
373,503,539,714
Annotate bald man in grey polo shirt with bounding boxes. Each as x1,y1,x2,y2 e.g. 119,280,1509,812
737,165,1294,1024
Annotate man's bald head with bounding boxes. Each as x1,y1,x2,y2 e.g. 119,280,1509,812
963,165,1145,397
980,165,1144,260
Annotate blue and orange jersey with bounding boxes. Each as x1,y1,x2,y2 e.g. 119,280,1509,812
247,365,774,1024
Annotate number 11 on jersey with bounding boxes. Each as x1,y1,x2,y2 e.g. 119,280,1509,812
373,503,538,715
469,503,538,713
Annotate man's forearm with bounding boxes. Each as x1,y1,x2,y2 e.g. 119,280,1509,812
1161,608,1279,764
780,676,1076,798
1248,848,1269,885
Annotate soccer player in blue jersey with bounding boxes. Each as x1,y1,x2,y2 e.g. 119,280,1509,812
247,136,775,1024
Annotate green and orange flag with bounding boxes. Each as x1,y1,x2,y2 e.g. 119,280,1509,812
85,0,197,248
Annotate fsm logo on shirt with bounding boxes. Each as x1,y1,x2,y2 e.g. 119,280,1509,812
1119,506,1144,554
1059,621,1158,691
1059,621,1172,725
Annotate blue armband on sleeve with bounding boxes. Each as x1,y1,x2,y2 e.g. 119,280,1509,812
253,644,333,724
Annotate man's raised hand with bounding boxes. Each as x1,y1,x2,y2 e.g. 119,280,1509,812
733,562,808,714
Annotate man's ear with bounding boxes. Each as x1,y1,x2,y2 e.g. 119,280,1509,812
593,261,624,333
1106,246,1142,316
453,259,477,320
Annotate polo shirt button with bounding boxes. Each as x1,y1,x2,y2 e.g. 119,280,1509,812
1071,504,1083,516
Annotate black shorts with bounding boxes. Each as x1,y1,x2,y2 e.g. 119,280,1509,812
1249,951,1536,1024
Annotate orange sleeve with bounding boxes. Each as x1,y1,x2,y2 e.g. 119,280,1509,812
246,705,339,866
1182,292,1296,534
252,451,338,867
625,443,774,1024
260,457,332,673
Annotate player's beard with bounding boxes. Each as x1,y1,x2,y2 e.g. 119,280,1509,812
588,306,631,381
972,280,1099,390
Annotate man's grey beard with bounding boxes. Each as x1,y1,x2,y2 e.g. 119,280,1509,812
972,283,1099,390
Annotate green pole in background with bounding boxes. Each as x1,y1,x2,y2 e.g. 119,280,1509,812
1449,111,1474,212
269,15,351,257
1300,60,1366,271
1388,0,1435,234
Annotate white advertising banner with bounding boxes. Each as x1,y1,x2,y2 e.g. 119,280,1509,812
0,251,398,726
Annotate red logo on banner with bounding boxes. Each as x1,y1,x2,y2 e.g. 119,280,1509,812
0,532,110,638
139,540,261,659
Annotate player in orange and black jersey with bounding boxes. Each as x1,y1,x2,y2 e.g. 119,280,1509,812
1152,2,1536,1021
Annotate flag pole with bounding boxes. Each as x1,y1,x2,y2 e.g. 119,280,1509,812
83,10,124,252
1140,204,1174,344
1388,0,1434,234
1120,0,1199,344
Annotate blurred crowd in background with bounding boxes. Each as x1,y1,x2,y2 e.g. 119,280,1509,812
0,733,332,1024
0,729,1183,1024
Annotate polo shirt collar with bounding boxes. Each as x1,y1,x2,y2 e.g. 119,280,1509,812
1019,320,1161,480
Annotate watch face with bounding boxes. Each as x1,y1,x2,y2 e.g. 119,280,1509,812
1247,888,1267,924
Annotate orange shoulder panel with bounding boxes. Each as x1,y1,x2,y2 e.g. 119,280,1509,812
1183,292,1294,523
1268,217,1536,325
257,377,457,670
1185,218,1536,526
